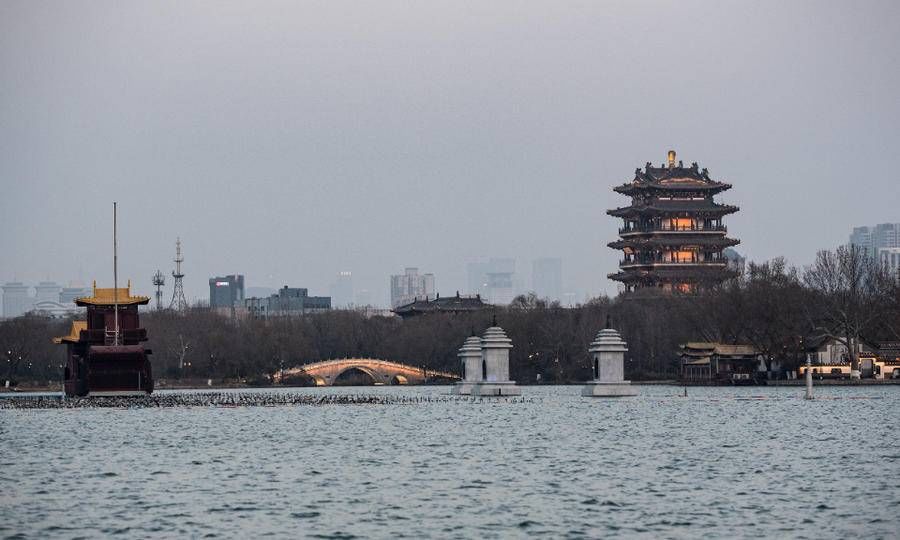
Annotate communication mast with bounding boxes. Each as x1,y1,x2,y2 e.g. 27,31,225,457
169,237,188,311
152,270,165,310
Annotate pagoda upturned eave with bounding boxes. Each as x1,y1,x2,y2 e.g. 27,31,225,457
608,265,739,283
608,236,740,250
607,202,739,218
613,181,732,196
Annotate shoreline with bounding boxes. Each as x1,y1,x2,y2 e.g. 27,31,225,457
4,378,900,394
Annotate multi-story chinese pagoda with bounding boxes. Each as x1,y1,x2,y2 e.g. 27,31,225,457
608,151,739,292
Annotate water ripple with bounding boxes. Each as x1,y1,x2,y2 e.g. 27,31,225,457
1,385,898,538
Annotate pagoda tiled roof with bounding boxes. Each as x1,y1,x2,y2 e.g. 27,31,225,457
608,200,739,217
608,236,740,250
679,342,759,360
613,162,731,195
608,266,737,283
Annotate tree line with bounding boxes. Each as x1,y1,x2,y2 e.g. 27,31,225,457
3,246,898,386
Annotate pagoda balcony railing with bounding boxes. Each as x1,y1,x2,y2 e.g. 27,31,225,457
619,258,727,266
78,328,148,344
618,224,727,234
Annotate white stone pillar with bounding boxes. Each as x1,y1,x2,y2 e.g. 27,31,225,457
472,322,521,396
452,335,482,395
582,323,637,397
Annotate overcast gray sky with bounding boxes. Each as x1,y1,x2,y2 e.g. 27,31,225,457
1,0,898,306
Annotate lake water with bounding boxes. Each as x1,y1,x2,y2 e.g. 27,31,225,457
2,385,898,539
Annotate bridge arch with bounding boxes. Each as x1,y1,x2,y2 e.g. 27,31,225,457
273,358,460,387
332,365,381,386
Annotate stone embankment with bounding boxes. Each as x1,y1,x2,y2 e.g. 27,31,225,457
0,392,533,410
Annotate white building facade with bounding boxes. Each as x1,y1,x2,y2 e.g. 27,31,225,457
389,267,435,308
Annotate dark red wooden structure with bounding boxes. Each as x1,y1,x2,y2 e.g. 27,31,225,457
55,282,153,397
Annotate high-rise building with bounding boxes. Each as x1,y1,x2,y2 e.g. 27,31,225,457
1,282,32,318
467,262,490,298
34,281,62,303
209,275,245,308
608,151,740,292
532,258,562,301
59,284,92,304
330,271,354,308
468,258,516,305
879,247,900,277
486,258,516,305
355,289,372,307
390,268,435,308
850,223,900,258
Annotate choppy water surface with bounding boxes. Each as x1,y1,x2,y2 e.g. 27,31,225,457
2,385,898,539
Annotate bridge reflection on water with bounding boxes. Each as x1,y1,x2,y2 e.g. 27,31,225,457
272,358,461,387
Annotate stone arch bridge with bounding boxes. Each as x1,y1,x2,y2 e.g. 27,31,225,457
273,358,461,386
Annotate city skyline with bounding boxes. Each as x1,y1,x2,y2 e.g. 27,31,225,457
2,2,899,307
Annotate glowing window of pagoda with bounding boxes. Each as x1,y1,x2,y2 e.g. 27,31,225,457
675,250,695,262
662,249,697,263
662,218,696,230
677,283,693,293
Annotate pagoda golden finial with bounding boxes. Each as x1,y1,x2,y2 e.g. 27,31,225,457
667,150,676,168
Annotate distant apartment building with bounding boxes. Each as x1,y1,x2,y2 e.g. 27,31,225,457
850,223,900,258
2,280,94,318
59,285,92,304
245,286,330,318
466,262,490,298
532,258,562,301
34,281,62,303
880,247,900,277
467,258,516,305
355,289,372,307
209,275,245,308
1,282,33,318
330,271,354,308
390,268,435,308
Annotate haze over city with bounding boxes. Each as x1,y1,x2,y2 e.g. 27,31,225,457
2,1,898,306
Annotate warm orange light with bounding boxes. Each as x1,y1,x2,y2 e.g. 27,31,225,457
674,250,695,262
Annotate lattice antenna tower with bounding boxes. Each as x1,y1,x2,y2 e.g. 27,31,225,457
169,237,188,311
152,270,165,310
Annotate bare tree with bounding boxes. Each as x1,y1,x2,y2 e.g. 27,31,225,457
803,245,894,376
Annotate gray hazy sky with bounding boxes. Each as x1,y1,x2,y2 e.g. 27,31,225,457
2,0,898,306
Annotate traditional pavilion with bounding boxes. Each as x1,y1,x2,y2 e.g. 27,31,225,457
608,151,740,292
392,292,488,319
55,280,153,397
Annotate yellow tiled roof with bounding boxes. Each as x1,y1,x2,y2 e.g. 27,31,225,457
75,281,150,306
54,320,87,344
